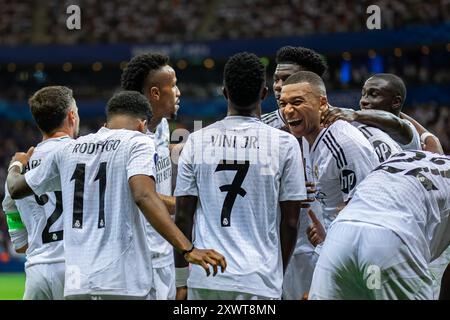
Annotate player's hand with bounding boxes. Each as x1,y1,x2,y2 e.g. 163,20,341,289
10,147,34,169
306,209,326,247
300,182,317,208
176,286,188,300
321,106,357,127
184,248,227,277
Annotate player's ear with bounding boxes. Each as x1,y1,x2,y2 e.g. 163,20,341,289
67,108,76,126
222,87,228,100
392,95,402,112
260,86,269,101
137,119,146,133
149,86,160,101
319,96,328,112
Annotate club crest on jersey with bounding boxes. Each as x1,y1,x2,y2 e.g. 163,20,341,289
222,218,229,226
314,164,319,179
340,169,357,194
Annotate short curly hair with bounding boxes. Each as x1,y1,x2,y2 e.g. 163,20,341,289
120,53,169,93
224,52,266,108
28,86,74,134
276,46,327,77
106,91,152,121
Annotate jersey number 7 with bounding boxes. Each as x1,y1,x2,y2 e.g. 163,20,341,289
215,160,250,227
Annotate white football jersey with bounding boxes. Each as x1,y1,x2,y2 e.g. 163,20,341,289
25,127,156,298
261,109,286,129
3,136,70,268
334,151,450,264
175,116,307,298
354,123,403,162
309,120,380,230
143,118,173,268
399,119,421,150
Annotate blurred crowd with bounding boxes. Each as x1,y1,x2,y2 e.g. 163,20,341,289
1,47,449,102
1,0,449,45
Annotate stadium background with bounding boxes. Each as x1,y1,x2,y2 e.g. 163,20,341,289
0,0,449,299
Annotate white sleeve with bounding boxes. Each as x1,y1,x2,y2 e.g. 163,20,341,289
261,109,286,129
9,229,28,251
279,135,307,201
174,135,198,197
2,187,28,250
327,127,379,202
126,135,157,180
2,183,17,213
399,120,422,151
24,149,62,196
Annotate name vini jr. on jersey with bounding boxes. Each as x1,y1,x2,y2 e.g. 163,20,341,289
211,134,259,149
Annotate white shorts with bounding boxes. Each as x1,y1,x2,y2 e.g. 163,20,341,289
283,251,318,300
152,263,175,300
309,221,434,300
188,288,279,300
23,262,65,300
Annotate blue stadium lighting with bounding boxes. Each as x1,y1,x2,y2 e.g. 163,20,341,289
33,71,47,83
369,55,384,74
340,60,352,84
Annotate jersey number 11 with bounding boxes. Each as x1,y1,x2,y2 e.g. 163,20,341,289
71,162,107,229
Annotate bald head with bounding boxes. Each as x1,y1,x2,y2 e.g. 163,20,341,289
360,73,407,115
368,73,406,104
284,71,327,97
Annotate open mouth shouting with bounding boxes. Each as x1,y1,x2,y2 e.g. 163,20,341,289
287,118,303,127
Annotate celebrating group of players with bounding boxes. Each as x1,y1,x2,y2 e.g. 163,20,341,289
3,46,450,300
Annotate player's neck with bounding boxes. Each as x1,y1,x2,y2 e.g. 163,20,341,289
227,105,261,119
148,116,162,132
42,130,71,141
305,126,324,147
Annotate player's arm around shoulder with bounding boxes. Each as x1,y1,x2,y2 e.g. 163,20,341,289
354,109,414,145
322,107,414,145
